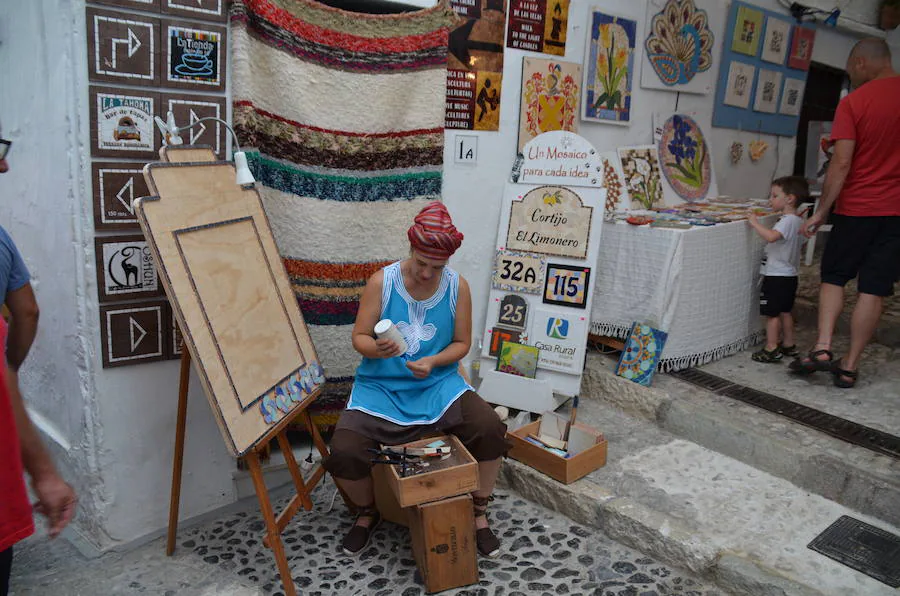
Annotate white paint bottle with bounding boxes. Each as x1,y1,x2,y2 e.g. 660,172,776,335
374,319,408,355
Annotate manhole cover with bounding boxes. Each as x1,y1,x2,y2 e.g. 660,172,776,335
807,515,900,587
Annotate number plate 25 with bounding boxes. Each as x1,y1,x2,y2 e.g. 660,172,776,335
492,250,545,294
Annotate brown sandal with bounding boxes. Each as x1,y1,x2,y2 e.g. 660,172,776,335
830,360,858,389
342,504,381,556
472,495,501,557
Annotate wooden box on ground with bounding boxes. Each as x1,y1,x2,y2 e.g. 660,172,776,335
507,420,607,484
409,494,478,593
384,434,479,508
373,463,409,527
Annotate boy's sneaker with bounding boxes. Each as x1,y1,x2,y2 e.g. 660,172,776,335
779,344,799,358
752,347,783,363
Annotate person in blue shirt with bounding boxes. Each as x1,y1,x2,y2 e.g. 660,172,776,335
325,202,508,558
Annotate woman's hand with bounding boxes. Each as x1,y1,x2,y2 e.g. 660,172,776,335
375,337,404,359
406,357,434,379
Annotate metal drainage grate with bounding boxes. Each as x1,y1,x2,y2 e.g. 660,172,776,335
670,368,900,460
808,515,900,587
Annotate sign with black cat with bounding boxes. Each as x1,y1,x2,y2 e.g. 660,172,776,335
94,234,164,302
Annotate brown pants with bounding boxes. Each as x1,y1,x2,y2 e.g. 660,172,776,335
325,390,509,481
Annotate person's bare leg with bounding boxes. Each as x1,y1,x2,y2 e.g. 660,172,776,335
473,458,501,531
812,283,845,360
780,312,795,348
843,292,883,372
335,476,375,527
764,316,780,351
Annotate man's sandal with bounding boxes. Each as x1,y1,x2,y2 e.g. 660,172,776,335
752,347,782,363
788,349,833,374
472,495,501,557
830,361,858,389
779,344,799,358
341,505,381,556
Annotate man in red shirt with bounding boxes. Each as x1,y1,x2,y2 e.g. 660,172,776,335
0,138,76,595
792,38,900,388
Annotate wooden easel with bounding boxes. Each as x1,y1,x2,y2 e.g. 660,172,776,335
152,146,340,596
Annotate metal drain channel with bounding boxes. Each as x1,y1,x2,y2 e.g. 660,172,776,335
670,368,900,460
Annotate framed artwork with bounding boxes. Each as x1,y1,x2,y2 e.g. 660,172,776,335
760,17,790,65
518,58,581,152
780,78,805,116
507,0,570,56
731,5,763,57
615,322,668,386
497,294,529,330
788,26,815,71
543,264,591,309
492,250,546,294
657,114,711,202
488,327,523,358
89,87,159,159
753,69,783,114
722,61,756,109
618,146,664,210
642,0,717,95
600,151,627,214
582,9,638,125
496,341,539,378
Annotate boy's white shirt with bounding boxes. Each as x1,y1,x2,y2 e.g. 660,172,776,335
763,213,803,276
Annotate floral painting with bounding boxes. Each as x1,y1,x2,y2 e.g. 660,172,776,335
643,0,714,90
658,114,711,201
583,10,637,124
518,58,581,151
617,146,663,210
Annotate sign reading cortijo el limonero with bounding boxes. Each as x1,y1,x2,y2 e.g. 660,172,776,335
505,185,592,259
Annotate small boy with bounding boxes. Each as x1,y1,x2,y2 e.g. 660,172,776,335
747,176,808,363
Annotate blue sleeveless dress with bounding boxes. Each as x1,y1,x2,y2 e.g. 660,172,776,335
346,261,472,426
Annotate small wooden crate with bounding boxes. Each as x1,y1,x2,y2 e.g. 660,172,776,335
384,435,479,508
507,420,607,484
373,462,409,527
409,494,478,593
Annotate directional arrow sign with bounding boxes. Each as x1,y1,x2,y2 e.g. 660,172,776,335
111,28,142,69
188,109,206,145
88,9,157,84
100,301,166,368
129,316,148,351
115,178,135,214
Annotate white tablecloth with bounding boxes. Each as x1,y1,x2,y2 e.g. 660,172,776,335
590,218,773,370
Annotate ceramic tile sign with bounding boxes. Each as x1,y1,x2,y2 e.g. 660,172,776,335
722,61,756,109
497,294,529,330
518,130,603,187
163,0,227,22
788,26,815,71
99,300,167,368
779,78,805,117
492,250,545,294
90,87,159,159
753,69,782,114
618,146,664,210
518,58,581,152
600,151,628,214
92,0,161,10
488,326,523,357
642,0,719,95
87,8,159,86
731,4,763,57
163,20,226,91
95,234,162,302
657,114,712,202
760,17,790,65
506,185,592,259
446,0,506,131
543,263,590,308
507,0,570,56
582,9,638,126
161,93,227,157
530,308,588,373
92,162,151,231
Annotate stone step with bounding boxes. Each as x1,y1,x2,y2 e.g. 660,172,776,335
497,390,900,596
581,353,900,529
794,297,900,348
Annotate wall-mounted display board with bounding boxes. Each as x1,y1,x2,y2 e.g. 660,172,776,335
136,162,326,456
480,132,606,412
161,19,226,91
507,0,570,56
92,161,151,231
445,0,506,131
712,1,815,136
89,86,160,159
86,8,160,86
160,93,228,157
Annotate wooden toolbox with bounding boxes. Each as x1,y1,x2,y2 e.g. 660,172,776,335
409,494,478,593
382,434,480,508
507,420,607,484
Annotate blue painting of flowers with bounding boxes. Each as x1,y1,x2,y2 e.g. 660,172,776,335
667,115,698,165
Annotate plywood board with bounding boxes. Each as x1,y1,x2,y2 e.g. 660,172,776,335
136,162,325,456
160,94,227,157
159,144,217,163
86,7,160,86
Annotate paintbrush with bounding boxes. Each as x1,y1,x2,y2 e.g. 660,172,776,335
564,395,579,443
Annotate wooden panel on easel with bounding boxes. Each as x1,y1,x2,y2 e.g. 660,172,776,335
159,144,217,163
135,162,326,456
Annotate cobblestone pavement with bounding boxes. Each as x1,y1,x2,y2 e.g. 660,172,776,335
12,481,726,596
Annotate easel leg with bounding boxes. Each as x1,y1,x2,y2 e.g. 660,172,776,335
246,450,297,596
166,348,192,556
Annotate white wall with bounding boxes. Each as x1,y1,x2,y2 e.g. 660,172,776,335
442,0,873,371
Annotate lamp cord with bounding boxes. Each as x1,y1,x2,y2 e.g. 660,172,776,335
173,116,243,154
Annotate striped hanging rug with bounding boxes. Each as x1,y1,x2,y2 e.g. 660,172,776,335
231,0,454,432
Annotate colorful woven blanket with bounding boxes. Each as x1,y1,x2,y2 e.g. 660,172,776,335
231,0,453,430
